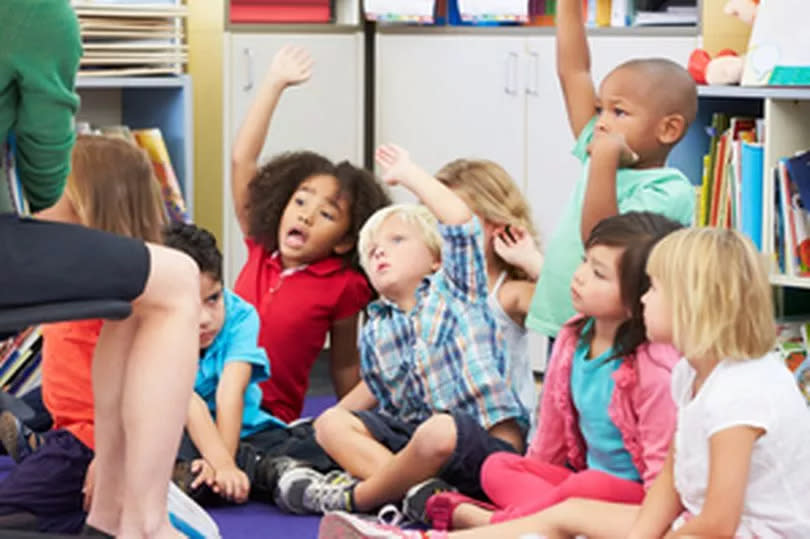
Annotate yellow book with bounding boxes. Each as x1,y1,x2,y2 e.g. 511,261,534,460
596,0,611,26
699,154,711,226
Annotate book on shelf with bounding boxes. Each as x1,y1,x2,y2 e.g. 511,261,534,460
132,128,191,223
776,319,810,406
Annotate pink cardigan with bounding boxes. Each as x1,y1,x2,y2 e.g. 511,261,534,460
528,316,678,489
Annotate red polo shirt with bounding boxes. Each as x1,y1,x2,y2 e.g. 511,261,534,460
233,238,372,423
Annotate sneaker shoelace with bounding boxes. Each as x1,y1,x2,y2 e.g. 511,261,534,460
305,477,353,513
377,504,414,528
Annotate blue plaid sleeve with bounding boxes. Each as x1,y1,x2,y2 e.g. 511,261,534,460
438,217,488,302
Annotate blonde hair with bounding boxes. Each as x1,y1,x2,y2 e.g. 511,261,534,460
358,204,441,272
646,227,775,362
67,135,166,244
436,159,539,280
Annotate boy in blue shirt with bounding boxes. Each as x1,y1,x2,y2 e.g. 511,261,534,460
525,0,698,341
164,223,334,504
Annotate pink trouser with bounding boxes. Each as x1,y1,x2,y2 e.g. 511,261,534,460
481,452,645,524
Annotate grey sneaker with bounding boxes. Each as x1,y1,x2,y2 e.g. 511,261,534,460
276,467,357,515
256,455,308,495
401,477,455,525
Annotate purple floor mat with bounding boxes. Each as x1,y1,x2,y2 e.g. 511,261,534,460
0,395,338,539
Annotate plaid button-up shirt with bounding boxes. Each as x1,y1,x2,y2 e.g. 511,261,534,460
360,217,527,431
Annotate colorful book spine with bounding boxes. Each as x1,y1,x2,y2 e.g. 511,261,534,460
132,128,191,224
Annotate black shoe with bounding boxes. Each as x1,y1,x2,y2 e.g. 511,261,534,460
401,477,456,525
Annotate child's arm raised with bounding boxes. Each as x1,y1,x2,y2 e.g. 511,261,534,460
667,426,762,537
557,0,598,139
231,45,313,237
627,445,684,539
375,144,472,225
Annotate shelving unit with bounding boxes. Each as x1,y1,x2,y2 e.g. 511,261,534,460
670,85,810,291
76,75,194,214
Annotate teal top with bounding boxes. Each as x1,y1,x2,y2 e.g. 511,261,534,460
569,319,640,482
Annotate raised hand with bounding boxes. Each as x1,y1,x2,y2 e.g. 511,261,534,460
493,225,543,280
266,45,314,89
374,144,417,187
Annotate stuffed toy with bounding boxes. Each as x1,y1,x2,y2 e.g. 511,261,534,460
688,0,760,85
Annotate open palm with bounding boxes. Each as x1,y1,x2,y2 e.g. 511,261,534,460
268,45,314,87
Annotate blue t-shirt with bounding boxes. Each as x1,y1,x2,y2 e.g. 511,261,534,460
569,321,640,482
195,289,285,437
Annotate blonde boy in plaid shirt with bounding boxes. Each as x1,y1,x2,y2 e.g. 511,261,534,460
275,144,528,518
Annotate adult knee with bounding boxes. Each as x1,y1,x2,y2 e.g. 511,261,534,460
410,414,457,462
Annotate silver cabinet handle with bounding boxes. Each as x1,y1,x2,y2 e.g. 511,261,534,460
526,51,539,96
505,51,519,96
243,48,254,92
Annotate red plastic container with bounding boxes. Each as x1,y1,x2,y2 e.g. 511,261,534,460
230,0,333,24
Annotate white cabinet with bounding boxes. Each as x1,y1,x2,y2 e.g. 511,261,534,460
222,32,365,284
375,35,527,202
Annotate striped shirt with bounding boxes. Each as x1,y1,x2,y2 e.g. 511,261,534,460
360,217,527,430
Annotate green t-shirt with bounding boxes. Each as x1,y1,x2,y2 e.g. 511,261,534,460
525,118,695,338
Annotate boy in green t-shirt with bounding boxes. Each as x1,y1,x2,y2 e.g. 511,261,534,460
526,0,697,339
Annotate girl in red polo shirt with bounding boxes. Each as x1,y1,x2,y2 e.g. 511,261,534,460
230,45,390,423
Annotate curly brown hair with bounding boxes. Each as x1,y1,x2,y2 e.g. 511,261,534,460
247,151,390,271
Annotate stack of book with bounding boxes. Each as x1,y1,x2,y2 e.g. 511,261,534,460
72,0,187,77
775,320,810,406
0,327,43,398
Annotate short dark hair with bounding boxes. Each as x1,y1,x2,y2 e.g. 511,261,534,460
246,151,391,271
163,222,223,282
572,211,684,360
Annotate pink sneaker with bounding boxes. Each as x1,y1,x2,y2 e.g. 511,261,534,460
425,492,497,531
318,511,448,539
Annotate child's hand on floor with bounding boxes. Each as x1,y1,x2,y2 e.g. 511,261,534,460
212,463,250,504
587,131,639,167
493,225,544,280
82,458,96,512
190,457,216,490
375,144,420,188
266,45,313,90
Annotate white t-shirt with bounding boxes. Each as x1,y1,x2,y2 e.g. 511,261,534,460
672,353,810,538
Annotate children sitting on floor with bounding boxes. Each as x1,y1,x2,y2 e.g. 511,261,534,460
163,222,338,505
231,45,390,424
435,159,544,429
273,144,528,518
525,0,698,344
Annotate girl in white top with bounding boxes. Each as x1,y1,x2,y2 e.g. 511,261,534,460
436,159,543,428
327,227,810,539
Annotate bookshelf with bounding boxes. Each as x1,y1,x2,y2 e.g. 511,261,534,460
76,75,194,214
669,86,810,291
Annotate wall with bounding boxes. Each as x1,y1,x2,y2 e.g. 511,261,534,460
188,1,225,241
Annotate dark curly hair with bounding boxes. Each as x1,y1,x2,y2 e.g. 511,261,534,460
163,222,223,282
247,151,391,271
570,211,683,361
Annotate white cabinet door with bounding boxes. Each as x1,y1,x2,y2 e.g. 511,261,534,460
375,34,527,202
525,35,580,246
223,32,364,284
588,35,697,85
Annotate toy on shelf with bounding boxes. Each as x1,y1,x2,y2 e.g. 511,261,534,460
688,0,759,85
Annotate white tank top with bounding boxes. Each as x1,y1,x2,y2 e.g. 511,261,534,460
487,271,538,433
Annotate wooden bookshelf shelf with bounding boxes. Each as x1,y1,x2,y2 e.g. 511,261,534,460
770,275,810,290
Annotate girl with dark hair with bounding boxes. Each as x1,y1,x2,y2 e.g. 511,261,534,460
422,211,684,531
230,46,390,424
